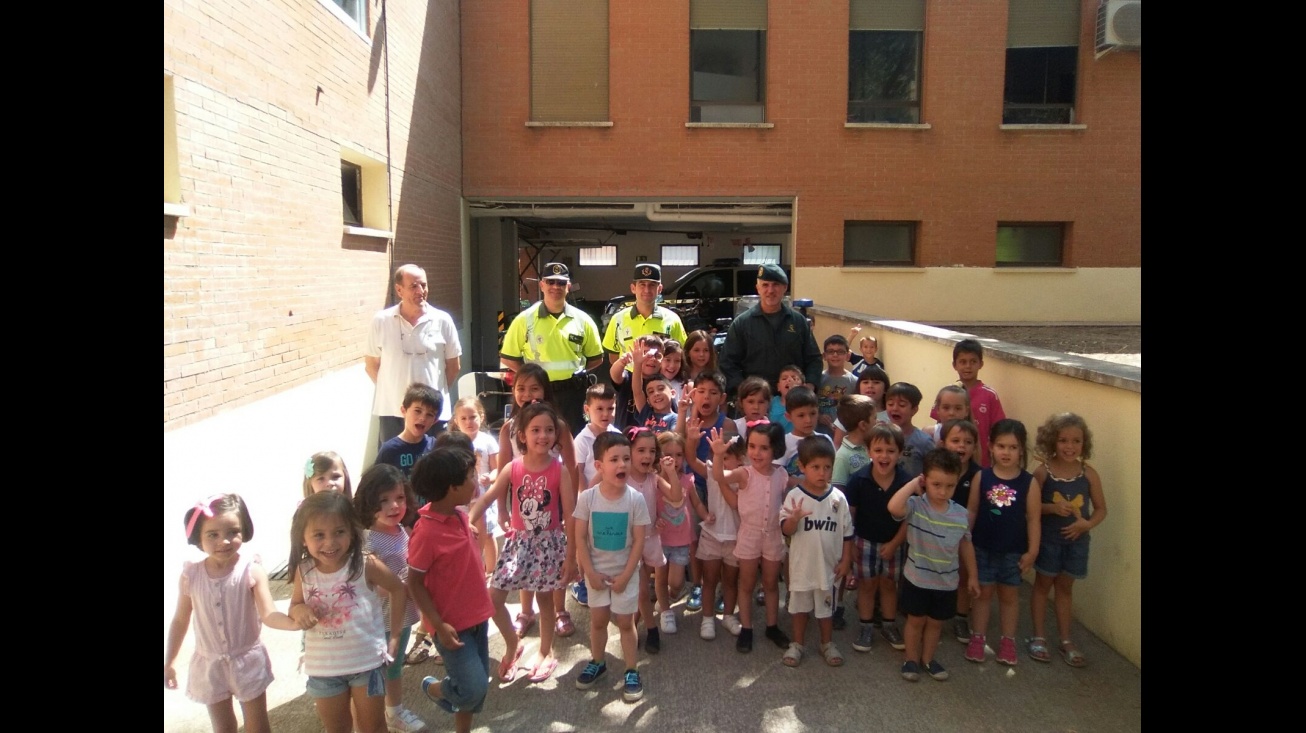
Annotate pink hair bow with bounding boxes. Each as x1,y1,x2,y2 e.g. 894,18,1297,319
185,494,228,538
744,418,771,428
626,426,652,439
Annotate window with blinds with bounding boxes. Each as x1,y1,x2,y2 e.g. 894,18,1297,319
1003,0,1080,125
848,0,924,124
690,0,767,123
531,0,609,122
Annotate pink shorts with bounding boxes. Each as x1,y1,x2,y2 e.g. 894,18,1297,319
695,532,738,567
186,642,274,705
733,524,786,563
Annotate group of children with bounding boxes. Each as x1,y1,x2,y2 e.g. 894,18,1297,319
164,329,1109,732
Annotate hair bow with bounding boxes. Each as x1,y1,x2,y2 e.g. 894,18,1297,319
304,458,316,479
745,418,771,428
185,494,228,538
626,426,652,439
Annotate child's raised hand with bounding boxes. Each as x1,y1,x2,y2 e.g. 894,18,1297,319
289,604,318,630
164,663,179,689
660,455,676,472
708,427,728,456
685,415,704,444
785,496,812,522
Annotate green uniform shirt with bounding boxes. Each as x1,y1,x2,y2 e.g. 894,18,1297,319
500,302,603,381
602,305,688,371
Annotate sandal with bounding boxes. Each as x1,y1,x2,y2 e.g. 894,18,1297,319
1060,640,1087,668
1026,637,1051,663
515,612,536,639
555,611,576,638
782,642,804,667
527,655,558,683
498,645,525,682
404,640,430,665
820,641,845,667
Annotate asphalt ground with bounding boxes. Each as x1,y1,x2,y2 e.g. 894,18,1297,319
163,579,1140,732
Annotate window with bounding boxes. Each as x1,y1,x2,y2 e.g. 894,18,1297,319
844,222,915,265
1004,0,1080,124
996,223,1064,266
690,0,767,123
339,146,392,236
531,0,609,122
322,0,367,35
578,246,617,267
741,244,780,265
848,0,923,124
661,245,699,267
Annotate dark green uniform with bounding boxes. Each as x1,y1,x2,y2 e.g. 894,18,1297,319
719,304,822,395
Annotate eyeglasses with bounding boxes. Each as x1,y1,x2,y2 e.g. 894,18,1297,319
824,349,848,356
542,279,568,287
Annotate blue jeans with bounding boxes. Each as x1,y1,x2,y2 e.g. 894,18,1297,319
431,622,490,713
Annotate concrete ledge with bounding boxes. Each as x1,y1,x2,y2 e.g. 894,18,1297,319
811,305,1140,393
685,122,775,129
525,121,614,127
844,122,932,130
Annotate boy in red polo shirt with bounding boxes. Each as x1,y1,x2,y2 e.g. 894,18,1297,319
408,447,519,733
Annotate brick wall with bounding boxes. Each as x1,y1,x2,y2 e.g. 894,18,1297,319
164,0,463,429
460,0,1140,268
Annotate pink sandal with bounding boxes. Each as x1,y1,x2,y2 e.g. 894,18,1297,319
515,612,536,638
555,611,575,637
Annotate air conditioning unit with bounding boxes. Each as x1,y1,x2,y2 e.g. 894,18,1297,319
1096,0,1141,55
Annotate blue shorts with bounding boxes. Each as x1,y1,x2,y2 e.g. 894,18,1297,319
306,666,386,699
974,547,1023,587
664,544,691,566
1035,538,1090,579
430,622,491,714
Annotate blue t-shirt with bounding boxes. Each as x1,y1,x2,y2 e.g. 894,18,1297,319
377,435,436,499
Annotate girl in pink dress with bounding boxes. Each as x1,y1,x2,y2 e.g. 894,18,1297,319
164,494,300,733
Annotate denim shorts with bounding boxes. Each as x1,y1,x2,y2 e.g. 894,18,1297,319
974,546,1023,587
305,666,386,699
429,622,491,714
663,544,691,566
1035,538,1090,579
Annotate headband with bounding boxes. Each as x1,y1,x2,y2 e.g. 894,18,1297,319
185,494,229,539
745,418,771,428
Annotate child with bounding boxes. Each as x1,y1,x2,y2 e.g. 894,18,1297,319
832,366,890,447
778,437,854,667
817,335,856,436
472,400,577,682
768,364,805,432
660,339,686,401
945,339,1006,467
611,335,665,430
685,417,743,640
304,451,353,500
888,448,980,682
287,492,410,733
572,432,652,702
848,324,885,378
678,371,737,500
164,494,300,733
452,396,501,577
493,363,581,640
1028,413,1107,667
778,386,831,487
931,385,971,443
352,465,428,733
656,430,710,633
936,419,984,643
832,394,877,487
625,426,673,653
965,419,1041,666
378,383,444,490
885,382,936,478
711,421,791,653
844,424,911,652
570,382,623,608
406,448,512,733
632,373,679,433
683,330,719,384
733,376,773,437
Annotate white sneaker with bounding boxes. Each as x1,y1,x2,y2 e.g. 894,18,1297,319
387,706,428,733
660,610,678,634
721,614,742,636
700,616,716,640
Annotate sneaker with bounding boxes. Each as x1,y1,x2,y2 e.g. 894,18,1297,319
687,585,703,612
721,614,742,636
965,634,987,663
756,588,765,606
831,605,847,631
765,625,791,649
715,596,725,614
671,583,691,604
925,659,949,681
853,624,875,652
881,623,905,650
421,677,456,714
571,581,589,607
996,636,1018,666
644,627,661,655
953,617,971,643
622,670,644,702
736,627,754,653
900,660,921,682
700,617,716,640
575,660,607,690
660,610,678,635
386,706,428,733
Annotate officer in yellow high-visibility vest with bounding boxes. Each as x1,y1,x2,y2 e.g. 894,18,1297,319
602,263,688,370
500,262,604,430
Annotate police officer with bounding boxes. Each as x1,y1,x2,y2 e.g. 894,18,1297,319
602,263,688,370
499,262,604,430
719,263,822,395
